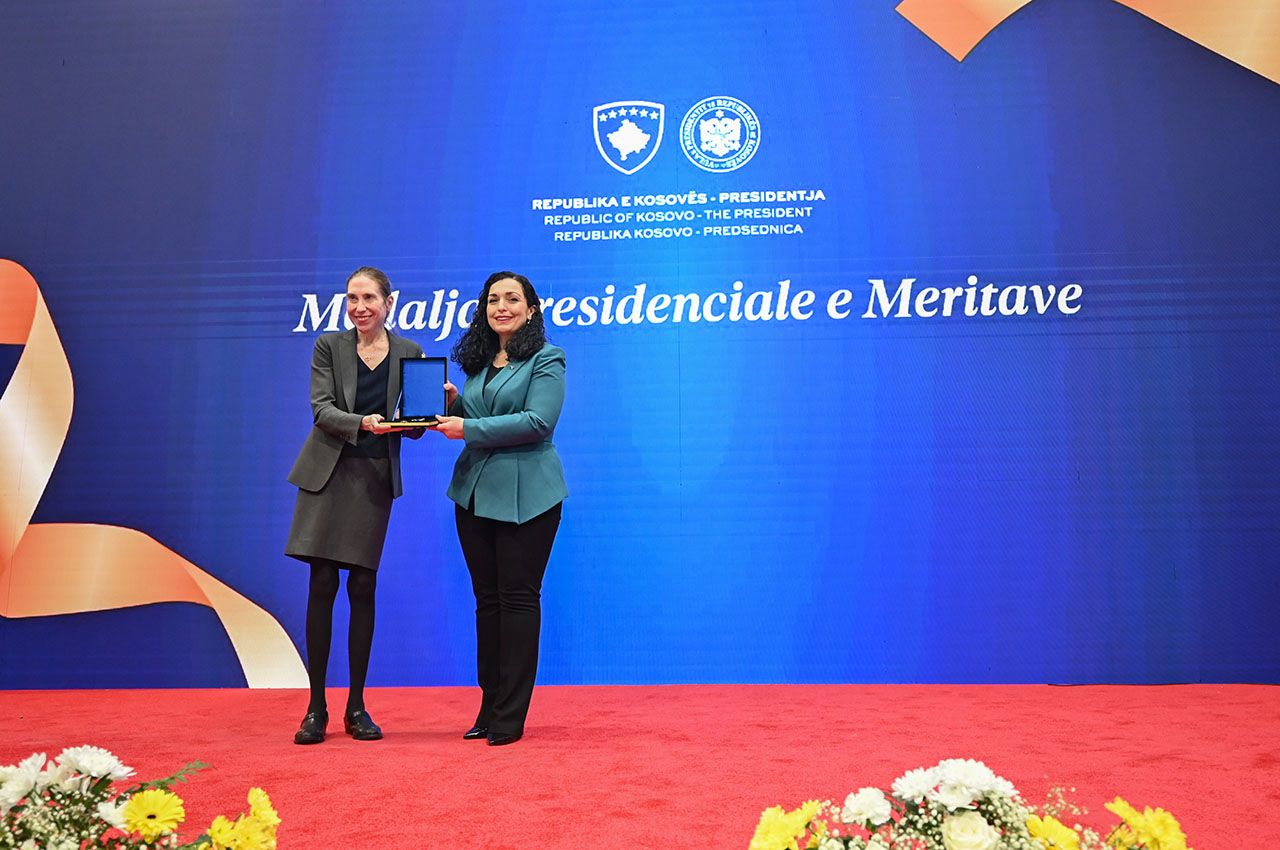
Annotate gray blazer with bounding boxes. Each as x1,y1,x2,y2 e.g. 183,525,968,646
288,329,425,498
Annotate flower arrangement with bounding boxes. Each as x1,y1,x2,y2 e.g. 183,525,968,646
749,759,1192,850
1028,785,1192,850
0,746,279,850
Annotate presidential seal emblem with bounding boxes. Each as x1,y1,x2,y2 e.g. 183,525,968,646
593,101,665,175
679,96,760,172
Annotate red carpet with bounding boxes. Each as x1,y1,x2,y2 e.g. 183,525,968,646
3,685,1274,849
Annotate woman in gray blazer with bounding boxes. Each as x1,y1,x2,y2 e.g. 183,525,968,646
432,271,567,746
285,266,424,745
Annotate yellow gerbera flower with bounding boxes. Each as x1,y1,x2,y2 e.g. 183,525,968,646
123,788,185,841
1026,814,1081,850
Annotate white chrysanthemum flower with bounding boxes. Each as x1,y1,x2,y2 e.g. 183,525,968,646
933,758,1020,803
56,746,133,780
0,752,47,807
97,799,128,830
818,838,844,850
0,752,48,782
60,775,90,794
841,787,892,825
37,760,73,791
929,779,979,810
891,767,937,803
935,759,998,791
987,775,1017,799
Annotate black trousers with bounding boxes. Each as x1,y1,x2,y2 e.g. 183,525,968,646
455,500,562,735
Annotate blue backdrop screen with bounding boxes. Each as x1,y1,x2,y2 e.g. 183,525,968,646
2,0,1278,687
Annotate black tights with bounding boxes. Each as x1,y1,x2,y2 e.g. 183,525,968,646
304,559,377,714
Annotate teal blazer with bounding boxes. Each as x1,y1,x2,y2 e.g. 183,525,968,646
446,343,568,523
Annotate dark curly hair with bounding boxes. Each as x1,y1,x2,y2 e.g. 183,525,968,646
451,271,548,376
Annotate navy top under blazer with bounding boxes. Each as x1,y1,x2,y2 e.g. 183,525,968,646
446,343,568,523
288,329,425,498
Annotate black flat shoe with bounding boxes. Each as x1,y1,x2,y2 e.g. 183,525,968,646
463,725,488,740
486,730,522,746
293,710,327,745
344,709,383,741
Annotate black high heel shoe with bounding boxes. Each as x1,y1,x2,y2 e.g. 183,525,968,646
344,709,383,741
462,725,488,740
486,730,522,746
293,710,328,745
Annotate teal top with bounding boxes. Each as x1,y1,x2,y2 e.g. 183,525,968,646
446,344,568,523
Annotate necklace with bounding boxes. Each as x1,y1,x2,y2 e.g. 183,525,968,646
358,336,387,367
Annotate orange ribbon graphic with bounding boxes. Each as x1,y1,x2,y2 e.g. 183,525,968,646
897,0,1280,85
0,259,306,688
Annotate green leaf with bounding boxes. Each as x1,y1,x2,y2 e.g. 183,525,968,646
122,761,210,793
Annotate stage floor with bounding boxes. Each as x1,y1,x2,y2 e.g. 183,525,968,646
3,684,1273,849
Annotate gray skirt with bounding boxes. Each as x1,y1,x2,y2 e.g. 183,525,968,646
285,456,393,571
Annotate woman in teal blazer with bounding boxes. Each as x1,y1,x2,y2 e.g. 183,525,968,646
432,271,566,746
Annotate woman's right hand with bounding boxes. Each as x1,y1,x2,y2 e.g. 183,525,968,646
432,415,465,440
444,381,459,412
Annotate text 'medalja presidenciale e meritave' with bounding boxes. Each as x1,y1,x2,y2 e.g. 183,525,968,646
294,275,1083,340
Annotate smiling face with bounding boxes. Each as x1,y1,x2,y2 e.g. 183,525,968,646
486,278,533,343
347,274,391,335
